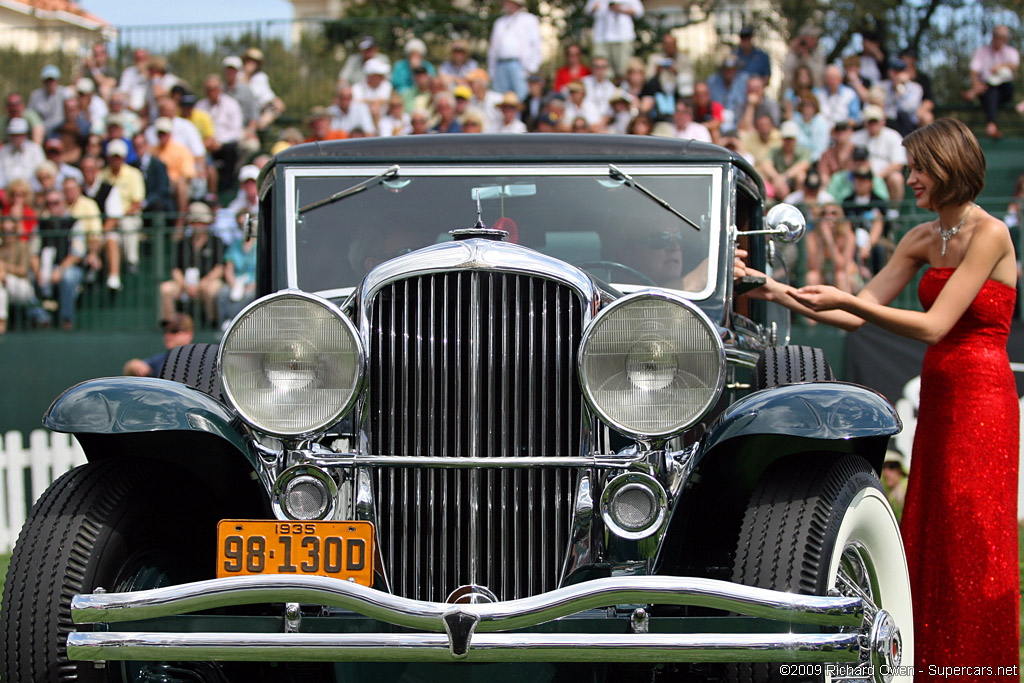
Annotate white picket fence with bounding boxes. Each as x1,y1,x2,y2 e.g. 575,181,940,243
1,429,87,553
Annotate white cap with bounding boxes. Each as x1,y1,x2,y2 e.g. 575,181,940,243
222,55,243,70
863,104,885,122
404,38,427,56
154,117,174,133
76,78,95,94
779,120,800,139
7,117,28,135
238,164,259,183
363,58,390,76
106,139,129,158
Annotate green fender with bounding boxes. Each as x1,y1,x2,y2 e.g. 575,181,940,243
699,382,901,470
43,376,258,472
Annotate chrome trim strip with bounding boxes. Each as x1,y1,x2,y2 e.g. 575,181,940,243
72,575,862,630
68,631,860,664
306,455,648,469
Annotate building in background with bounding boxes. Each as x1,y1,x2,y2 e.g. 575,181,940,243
0,0,113,52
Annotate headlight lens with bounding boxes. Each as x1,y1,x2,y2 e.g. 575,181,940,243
220,292,363,437
579,292,725,438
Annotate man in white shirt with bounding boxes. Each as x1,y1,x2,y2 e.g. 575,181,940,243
672,100,712,143
118,48,150,111
28,65,68,136
328,84,377,135
339,36,391,88
197,75,244,193
813,65,862,128
352,59,393,125
585,0,643,80
487,0,541,101
76,78,108,135
851,105,906,207
495,92,527,133
966,25,1019,138
0,118,45,187
581,57,617,121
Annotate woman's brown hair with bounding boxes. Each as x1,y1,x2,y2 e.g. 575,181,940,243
902,117,985,208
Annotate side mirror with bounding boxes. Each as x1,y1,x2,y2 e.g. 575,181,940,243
735,203,806,243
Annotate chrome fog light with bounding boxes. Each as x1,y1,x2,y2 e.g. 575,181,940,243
273,465,337,521
601,472,667,540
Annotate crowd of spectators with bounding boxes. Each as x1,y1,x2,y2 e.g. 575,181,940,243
0,0,1018,332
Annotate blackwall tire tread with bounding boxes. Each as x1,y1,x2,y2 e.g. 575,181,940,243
753,346,834,392
159,342,222,401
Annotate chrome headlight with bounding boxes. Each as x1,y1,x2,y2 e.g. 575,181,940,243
219,291,363,437
579,292,725,439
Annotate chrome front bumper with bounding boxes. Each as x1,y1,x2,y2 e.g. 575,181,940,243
69,575,865,663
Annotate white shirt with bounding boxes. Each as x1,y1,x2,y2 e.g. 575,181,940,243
488,9,542,75
584,0,643,43
378,112,411,137
84,177,124,219
497,118,527,134
145,117,205,160
674,121,712,143
564,99,605,127
245,71,278,108
197,93,244,144
814,84,861,127
353,79,393,105
970,43,1020,84
581,75,617,117
851,126,907,175
0,140,44,185
328,100,377,135
472,91,506,132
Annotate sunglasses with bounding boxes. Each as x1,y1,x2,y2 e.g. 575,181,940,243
644,231,685,250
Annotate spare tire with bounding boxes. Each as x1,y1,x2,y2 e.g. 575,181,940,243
158,342,223,402
753,345,833,391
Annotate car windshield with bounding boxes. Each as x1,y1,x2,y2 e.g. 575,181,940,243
287,166,722,298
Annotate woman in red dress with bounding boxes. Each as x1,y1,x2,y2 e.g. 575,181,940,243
751,117,1019,680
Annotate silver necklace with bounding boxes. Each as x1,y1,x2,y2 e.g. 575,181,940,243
938,202,976,256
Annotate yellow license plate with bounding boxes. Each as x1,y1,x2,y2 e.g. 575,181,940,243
217,520,374,585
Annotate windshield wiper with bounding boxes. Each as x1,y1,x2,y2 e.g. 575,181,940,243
299,165,400,214
608,163,701,231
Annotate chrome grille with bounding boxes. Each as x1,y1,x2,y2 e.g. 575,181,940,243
367,271,585,601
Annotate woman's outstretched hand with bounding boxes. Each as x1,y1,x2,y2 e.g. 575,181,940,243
790,284,848,311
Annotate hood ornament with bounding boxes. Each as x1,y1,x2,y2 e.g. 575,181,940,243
450,191,509,242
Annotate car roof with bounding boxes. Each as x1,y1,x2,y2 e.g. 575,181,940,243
269,133,754,172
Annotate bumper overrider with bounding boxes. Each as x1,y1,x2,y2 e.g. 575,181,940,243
66,575,898,667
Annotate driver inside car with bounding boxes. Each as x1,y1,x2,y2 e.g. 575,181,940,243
601,225,749,290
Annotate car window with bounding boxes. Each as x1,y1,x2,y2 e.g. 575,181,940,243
287,167,721,298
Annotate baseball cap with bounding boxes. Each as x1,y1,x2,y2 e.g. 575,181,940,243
106,139,129,158
739,25,754,38
40,64,61,80
833,119,851,131
7,117,28,135
404,38,426,56
106,113,125,128
154,117,174,134
779,120,800,139
454,85,472,100
852,146,870,161
537,111,561,129
223,55,243,70
186,201,214,224
863,104,885,122
306,105,330,121
358,36,376,51
805,170,822,189
179,93,198,107
161,312,194,333
239,164,260,183
853,167,874,180
888,58,907,72
76,78,95,94
363,58,390,76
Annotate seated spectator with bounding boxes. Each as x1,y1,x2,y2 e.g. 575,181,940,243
118,48,150,112
439,40,479,85
378,93,411,137
431,92,462,133
159,201,224,323
103,114,138,165
841,164,890,275
817,120,855,188
241,48,285,130
759,120,812,199
850,105,905,210
781,64,814,121
409,109,431,135
626,114,653,135
495,92,527,133
143,56,182,122
152,117,197,230
639,58,680,123
353,58,394,124
3,178,37,243
28,65,67,137
621,57,647,103
534,110,564,133
392,38,436,94
75,78,107,135
645,32,694,97
672,99,711,142
339,36,391,89
692,81,722,139
739,112,780,169
880,58,923,135
3,92,44,145
33,161,60,213
521,75,546,130
804,202,863,294
401,66,435,115
899,48,935,127
462,111,485,133
40,186,96,330
79,156,125,290
581,57,617,121
305,107,347,143
123,312,195,376
216,218,257,331
966,25,1018,139
814,64,861,129
197,75,244,195
855,29,887,88
132,132,174,216
842,54,871,104
102,139,145,283
706,55,749,127
607,91,636,135
783,167,834,223
43,136,84,188
826,145,890,204
329,84,376,136
792,92,830,161
782,24,826,93
718,125,753,164
466,69,504,132
734,25,771,83
737,75,780,133
553,43,590,93
564,81,603,130
0,215,49,332
0,118,45,186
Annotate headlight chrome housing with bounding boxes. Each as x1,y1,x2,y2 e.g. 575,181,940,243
219,291,364,438
579,292,725,439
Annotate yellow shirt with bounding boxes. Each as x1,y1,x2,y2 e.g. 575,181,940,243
187,109,215,142
101,164,146,213
68,195,102,236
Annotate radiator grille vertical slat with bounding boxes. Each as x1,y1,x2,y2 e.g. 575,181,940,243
368,271,585,602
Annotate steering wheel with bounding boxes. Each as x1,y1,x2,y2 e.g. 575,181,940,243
579,261,657,287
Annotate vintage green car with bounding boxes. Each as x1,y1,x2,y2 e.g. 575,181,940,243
1,135,911,683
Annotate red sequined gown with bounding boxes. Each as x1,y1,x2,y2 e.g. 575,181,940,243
902,267,1020,680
